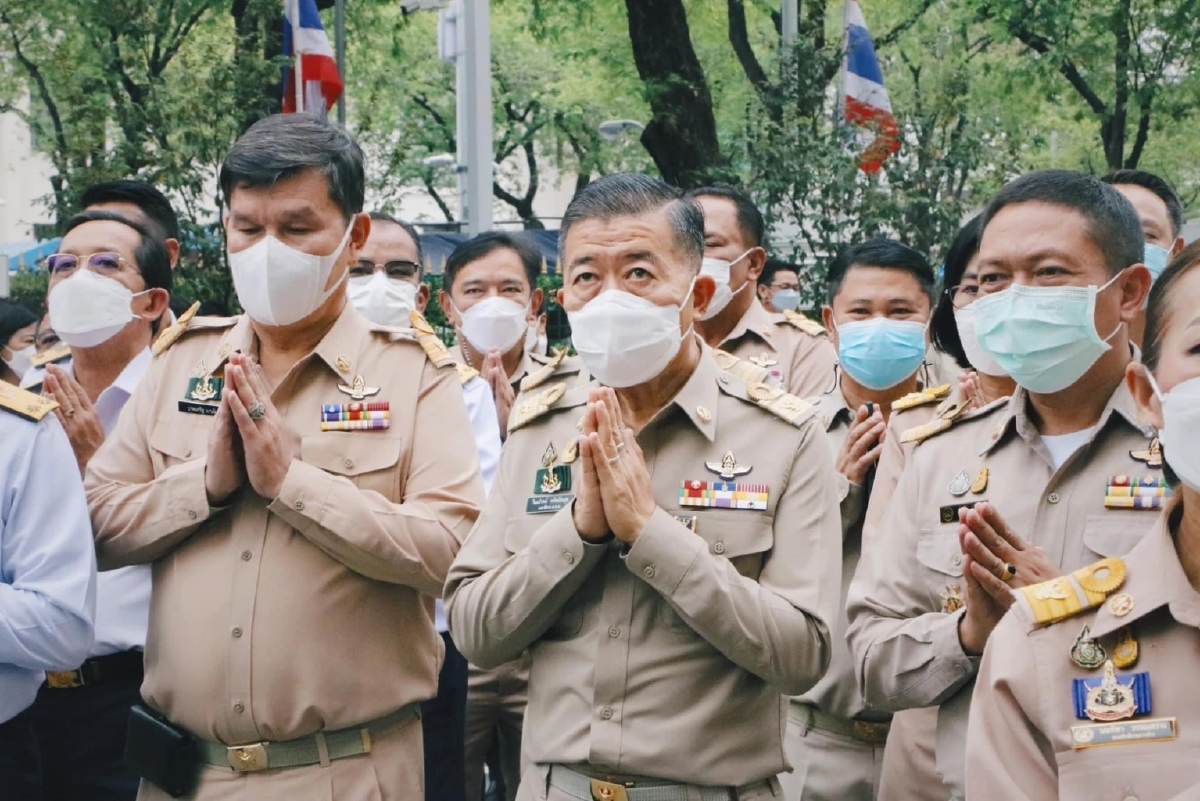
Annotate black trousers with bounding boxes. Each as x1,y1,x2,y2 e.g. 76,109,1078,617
27,675,143,801
422,631,469,801
0,710,42,800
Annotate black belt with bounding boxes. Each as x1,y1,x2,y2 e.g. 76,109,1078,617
45,649,144,689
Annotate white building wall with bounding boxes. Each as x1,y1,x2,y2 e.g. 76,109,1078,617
0,101,55,242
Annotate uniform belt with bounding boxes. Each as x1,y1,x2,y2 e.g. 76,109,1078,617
789,703,890,745
196,703,418,772
45,649,145,689
548,764,770,801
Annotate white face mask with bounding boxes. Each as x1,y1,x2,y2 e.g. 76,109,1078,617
348,272,418,328
455,296,530,354
4,344,34,379
953,304,1008,377
229,220,355,327
1147,373,1200,491
699,250,752,320
568,279,695,388
524,322,547,355
49,269,148,348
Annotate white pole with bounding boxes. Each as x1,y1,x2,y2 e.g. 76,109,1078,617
782,0,798,45
454,0,467,227
293,0,304,116
462,0,493,235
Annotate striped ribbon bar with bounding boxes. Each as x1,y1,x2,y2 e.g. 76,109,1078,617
320,411,391,422
678,480,769,511
1103,494,1166,510
322,402,390,414
1105,486,1170,498
320,418,391,432
1107,475,1171,489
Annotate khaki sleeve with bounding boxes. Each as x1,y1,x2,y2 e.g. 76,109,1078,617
861,413,908,547
268,358,484,595
623,418,840,695
965,613,1057,801
786,336,837,399
443,440,610,669
841,479,866,538
86,355,215,570
845,460,977,711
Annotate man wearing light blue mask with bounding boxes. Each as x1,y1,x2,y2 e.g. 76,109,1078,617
1101,169,1186,348
758,258,802,313
779,237,935,801
847,170,1158,801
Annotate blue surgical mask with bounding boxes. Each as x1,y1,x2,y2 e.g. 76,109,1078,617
1144,244,1170,283
835,317,928,391
973,274,1123,395
771,289,801,312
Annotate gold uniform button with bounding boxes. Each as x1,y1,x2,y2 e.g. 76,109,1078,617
1048,492,1061,504
336,356,352,372
696,406,712,423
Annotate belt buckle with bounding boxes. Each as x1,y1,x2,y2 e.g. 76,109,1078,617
227,743,269,772
590,779,630,801
853,721,888,743
45,670,82,689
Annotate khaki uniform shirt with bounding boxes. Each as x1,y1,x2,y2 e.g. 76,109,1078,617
85,308,485,744
967,505,1200,801
718,299,837,399
846,380,1159,798
445,344,843,786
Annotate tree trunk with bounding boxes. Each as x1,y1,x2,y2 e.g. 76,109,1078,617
623,0,733,188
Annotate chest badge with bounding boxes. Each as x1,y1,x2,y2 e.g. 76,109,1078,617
1073,660,1150,722
948,469,972,497
337,374,380,401
940,584,964,614
749,353,778,369
179,362,224,416
1105,475,1172,510
1113,627,1139,669
321,402,391,431
970,468,989,494
1129,437,1164,469
534,442,572,495
679,480,769,511
705,451,752,480
1069,625,1105,670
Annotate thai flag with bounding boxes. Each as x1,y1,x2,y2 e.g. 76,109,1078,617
841,0,900,173
282,0,343,115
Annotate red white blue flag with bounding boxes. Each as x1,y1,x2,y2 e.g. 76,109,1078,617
840,0,900,173
283,0,343,115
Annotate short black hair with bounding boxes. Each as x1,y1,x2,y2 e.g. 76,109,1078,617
983,170,1144,275
688,186,766,249
1101,169,1185,239
560,173,705,269
761,258,800,288
446,231,542,294
1143,239,1200,372
220,113,365,221
62,211,172,300
929,215,985,369
81,180,180,241
0,299,38,348
825,238,936,307
369,211,424,274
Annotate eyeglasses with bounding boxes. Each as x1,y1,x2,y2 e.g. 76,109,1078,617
352,259,420,279
946,284,981,309
770,283,800,292
47,252,128,277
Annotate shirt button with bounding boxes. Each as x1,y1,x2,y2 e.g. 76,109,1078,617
241,550,252,561
1048,492,1061,504
184,448,192,459
952,554,963,566
600,706,613,720
562,550,575,565
233,701,245,713
294,500,305,511
231,627,242,638
643,566,656,579
713,541,726,555
187,509,198,520
343,458,354,469
608,626,621,638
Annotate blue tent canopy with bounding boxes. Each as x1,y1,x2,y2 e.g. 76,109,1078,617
2,239,61,272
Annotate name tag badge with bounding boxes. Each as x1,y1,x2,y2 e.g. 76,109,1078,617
1071,717,1177,750
526,495,573,515
178,400,219,416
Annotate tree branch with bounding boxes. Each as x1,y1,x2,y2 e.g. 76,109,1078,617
421,175,455,222
412,93,456,151
727,0,769,96
155,1,218,77
1009,26,1108,117
874,0,936,49
0,12,70,165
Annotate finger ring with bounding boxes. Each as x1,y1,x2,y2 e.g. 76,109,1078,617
614,440,625,453
607,453,622,465
65,407,75,418
1001,563,1017,582
248,402,267,420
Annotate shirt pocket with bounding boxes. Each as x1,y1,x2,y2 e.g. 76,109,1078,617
1056,743,1200,800
300,434,404,501
1080,513,1156,563
502,523,594,639
916,526,964,607
148,419,200,472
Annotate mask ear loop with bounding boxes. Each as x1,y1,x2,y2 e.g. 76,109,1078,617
1095,268,1131,344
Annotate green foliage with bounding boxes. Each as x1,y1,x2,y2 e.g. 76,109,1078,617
8,269,49,313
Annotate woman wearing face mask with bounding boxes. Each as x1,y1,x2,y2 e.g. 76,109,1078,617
0,300,38,386
966,242,1200,800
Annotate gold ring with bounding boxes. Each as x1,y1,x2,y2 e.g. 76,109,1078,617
65,407,75,418
1001,563,1017,582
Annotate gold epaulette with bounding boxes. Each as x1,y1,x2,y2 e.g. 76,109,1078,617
456,363,479,386
712,349,772,385
0,380,58,422
508,383,568,433
893,383,952,413
900,399,972,444
520,348,570,392
152,301,201,356
1019,558,1127,628
409,311,454,368
30,343,71,368
782,310,826,337
744,381,815,427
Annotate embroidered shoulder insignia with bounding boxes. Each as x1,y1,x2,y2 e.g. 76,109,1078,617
520,348,570,392
456,363,479,386
743,381,815,427
30,343,72,369
409,311,454,369
712,349,772,386
152,301,201,356
1019,558,1128,628
0,380,58,422
900,399,972,444
508,383,570,433
782,310,826,337
893,384,952,413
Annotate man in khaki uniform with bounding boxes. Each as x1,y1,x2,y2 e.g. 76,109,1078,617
446,174,842,800
782,239,938,800
846,170,1156,800
689,187,836,399
85,114,484,799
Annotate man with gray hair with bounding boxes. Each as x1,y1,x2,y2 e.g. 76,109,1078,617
446,173,842,799
85,113,485,799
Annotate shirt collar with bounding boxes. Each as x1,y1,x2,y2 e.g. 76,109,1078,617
722,298,779,350
816,379,854,432
205,306,372,385
630,337,721,442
